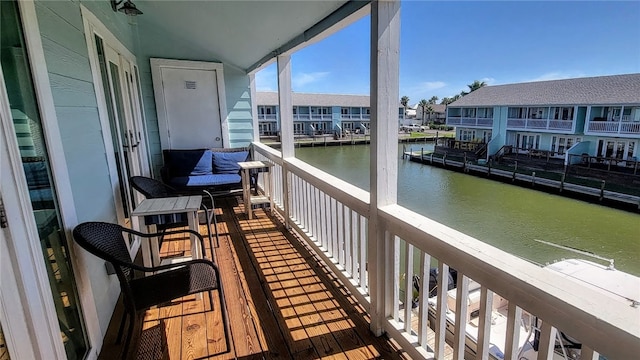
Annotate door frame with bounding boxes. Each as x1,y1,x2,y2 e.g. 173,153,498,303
150,58,229,150
1,1,102,358
81,6,149,233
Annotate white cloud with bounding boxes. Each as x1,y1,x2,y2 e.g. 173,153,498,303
417,81,446,91
525,71,586,83
292,71,330,88
480,77,496,85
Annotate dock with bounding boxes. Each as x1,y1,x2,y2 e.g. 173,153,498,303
406,152,640,212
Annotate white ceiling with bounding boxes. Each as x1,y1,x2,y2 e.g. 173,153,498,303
136,0,363,72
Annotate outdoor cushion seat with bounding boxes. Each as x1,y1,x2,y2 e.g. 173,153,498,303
161,147,255,196
168,173,242,188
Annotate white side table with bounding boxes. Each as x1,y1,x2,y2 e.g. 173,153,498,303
238,161,273,219
131,195,202,268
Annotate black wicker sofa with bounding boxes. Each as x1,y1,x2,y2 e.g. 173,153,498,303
160,147,251,195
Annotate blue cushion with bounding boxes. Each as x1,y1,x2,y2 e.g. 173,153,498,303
212,151,248,174
169,174,242,187
167,150,213,176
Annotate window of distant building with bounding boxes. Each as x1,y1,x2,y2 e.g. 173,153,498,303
552,107,574,120
508,107,526,119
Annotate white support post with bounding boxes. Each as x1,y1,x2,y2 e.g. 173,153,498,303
249,73,260,143
277,55,294,227
368,0,401,336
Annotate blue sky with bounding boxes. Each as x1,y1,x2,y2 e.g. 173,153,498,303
255,1,640,105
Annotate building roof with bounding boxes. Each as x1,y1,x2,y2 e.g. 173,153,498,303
416,104,447,113
449,74,640,107
257,92,402,107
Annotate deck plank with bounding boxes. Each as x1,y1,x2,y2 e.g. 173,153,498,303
99,196,409,360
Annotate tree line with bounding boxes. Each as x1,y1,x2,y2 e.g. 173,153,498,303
401,80,487,121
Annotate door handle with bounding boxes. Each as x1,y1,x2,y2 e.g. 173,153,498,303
129,130,139,148
0,197,7,228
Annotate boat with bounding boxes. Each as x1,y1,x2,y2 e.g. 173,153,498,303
416,245,640,359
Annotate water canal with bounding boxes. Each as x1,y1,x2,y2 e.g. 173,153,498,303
295,143,640,276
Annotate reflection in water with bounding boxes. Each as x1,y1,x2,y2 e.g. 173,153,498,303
296,143,640,275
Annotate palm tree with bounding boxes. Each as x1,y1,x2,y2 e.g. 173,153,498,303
461,80,487,96
425,105,434,123
451,94,462,102
440,97,453,105
418,99,428,125
428,96,438,105
400,95,410,116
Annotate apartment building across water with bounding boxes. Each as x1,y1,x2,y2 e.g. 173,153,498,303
446,74,640,166
256,92,405,136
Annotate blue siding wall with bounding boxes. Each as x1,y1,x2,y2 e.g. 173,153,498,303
35,0,137,337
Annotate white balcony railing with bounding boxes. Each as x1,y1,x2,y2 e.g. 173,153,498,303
507,118,574,132
587,120,640,135
251,141,639,360
258,114,277,120
446,117,493,128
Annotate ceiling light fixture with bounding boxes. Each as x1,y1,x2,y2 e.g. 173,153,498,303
111,0,143,16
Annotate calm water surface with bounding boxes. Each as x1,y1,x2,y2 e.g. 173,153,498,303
295,143,640,275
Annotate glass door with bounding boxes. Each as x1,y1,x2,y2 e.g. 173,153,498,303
599,139,630,160
94,35,147,218
0,0,88,357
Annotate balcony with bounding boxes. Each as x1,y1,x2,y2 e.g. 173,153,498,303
99,198,411,359
258,114,278,121
586,119,640,136
506,118,574,132
446,117,493,128
97,142,638,360
247,142,638,360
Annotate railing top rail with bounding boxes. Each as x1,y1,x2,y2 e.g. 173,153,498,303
285,158,370,215
252,142,370,215
252,141,282,164
378,203,640,358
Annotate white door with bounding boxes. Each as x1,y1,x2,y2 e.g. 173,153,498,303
151,59,228,150
161,67,222,148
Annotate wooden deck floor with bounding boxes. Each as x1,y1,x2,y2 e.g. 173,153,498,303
99,197,409,360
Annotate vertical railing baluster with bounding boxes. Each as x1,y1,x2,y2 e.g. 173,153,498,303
453,274,470,360
536,321,557,360
404,242,414,333
306,181,312,234
314,188,321,244
309,185,315,239
360,217,368,290
319,192,326,249
331,198,337,258
392,235,400,322
292,175,298,222
353,213,361,284
580,346,599,360
293,176,302,225
418,251,431,348
297,176,302,224
313,187,319,242
344,207,352,275
324,193,330,251
338,203,345,267
504,302,522,360
301,180,307,231
435,261,449,359
476,287,494,360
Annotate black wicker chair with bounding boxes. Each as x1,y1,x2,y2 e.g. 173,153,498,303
72,222,230,358
130,176,220,254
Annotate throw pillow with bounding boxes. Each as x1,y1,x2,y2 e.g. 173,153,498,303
212,151,249,174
